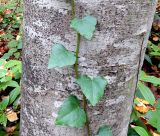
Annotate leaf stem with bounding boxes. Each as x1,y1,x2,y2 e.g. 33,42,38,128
74,33,80,78
71,1,91,136
71,0,75,18
83,95,91,136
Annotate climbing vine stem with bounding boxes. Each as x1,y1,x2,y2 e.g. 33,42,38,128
71,0,75,18
74,33,80,79
83,94,91,136
48,0,111,135
71,1,91,135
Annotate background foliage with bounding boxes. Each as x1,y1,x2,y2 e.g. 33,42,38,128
0,0,159,135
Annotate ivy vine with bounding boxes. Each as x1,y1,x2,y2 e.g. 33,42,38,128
48,0,112,135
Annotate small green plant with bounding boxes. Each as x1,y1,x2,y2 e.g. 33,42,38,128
2,38,22,59
48,0,112,135
129,100,160,136
136,70,160,105
129,71,160,136
144,41,160,68
0,0,23,59
148,41,160,57
0,0,23,32
145,100,160,133
0,59,21,127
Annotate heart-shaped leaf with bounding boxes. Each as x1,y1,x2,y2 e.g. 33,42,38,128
55,95,86,128
96,125,113,136
76,75,107,106
70,15,97,40
48,44,76,69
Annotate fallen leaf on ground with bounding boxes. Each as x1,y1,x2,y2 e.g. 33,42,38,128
6,110,18,122
135,103,149,113
153,36,159,41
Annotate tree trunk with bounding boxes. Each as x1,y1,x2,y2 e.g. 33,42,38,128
20,0,157,136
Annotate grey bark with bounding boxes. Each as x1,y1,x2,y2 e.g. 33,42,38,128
20,0,157,136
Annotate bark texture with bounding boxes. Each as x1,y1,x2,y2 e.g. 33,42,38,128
21,0,157,136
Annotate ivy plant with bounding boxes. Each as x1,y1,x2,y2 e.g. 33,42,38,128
70,15,97,40
76,75,107,106
96,125,112,136
55,95,86,128
48,0,112,135
48,44,76,69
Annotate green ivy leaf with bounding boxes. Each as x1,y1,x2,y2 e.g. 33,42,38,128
132,126,149,136
96,125,112,136
0,113,7,127
0,96,9,111
70,15,97,40
55,95,86,127
76,75,107,106
137,82,155,105
48,44,76,69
